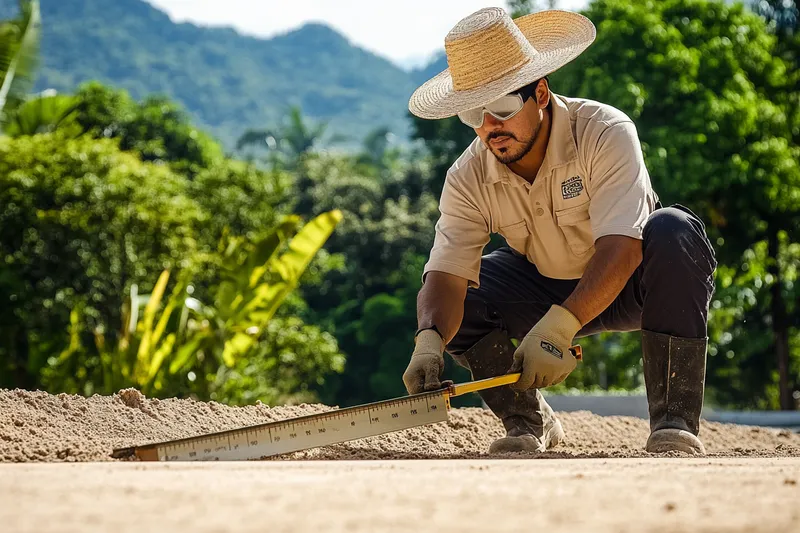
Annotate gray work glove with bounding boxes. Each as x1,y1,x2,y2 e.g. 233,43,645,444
509,305,583,391
402,329,446,394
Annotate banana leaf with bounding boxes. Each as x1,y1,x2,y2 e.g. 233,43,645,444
0,0,40,120
3,91,80,136
220,209,342,363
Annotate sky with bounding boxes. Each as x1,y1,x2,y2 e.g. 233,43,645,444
145,0,590,68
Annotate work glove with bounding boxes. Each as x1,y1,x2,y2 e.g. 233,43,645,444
402,329,446,394
509,305,582,392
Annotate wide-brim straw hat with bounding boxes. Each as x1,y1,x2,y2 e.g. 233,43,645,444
408,7,596,120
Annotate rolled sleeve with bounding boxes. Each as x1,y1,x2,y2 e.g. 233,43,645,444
423,174,489,288
588,121,654,241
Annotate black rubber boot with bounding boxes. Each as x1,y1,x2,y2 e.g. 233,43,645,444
641,330,708,455
449,328,564,454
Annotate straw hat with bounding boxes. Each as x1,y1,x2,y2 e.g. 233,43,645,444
408,7,596,120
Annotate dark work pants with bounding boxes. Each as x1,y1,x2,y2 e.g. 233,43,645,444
447,205,718,357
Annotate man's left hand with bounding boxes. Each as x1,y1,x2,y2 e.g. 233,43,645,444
509,305,583,391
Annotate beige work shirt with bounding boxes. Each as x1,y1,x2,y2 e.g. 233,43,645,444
424,92,659,287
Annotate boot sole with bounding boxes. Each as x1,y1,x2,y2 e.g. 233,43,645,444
488,417,565,454
645,428,706,455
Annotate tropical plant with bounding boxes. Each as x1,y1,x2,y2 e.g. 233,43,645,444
0,0,40,124
2,89,80,137
49,210,344,402
72,82,224,176
172,210,344,376
236,105,347,169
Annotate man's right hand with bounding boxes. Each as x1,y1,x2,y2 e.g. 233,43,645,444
402,329,446,394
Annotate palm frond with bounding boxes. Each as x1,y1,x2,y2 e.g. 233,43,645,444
0,0,41,120
3,90,81,137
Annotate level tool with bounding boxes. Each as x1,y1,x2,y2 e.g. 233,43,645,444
113,344,581,462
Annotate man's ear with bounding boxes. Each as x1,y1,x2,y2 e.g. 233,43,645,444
535,79,550,109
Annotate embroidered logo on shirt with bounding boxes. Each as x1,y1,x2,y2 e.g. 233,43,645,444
540,341,563,359
561,176,584,199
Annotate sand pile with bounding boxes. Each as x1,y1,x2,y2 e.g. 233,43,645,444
1,388,798,462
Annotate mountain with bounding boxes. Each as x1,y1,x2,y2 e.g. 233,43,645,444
4,0,426,148
410,51,448,86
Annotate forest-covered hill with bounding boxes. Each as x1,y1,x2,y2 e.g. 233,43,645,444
1,0,444,148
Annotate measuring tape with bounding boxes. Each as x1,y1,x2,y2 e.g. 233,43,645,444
111,372,525,462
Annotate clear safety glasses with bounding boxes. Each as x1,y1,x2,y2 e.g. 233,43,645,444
457,93,526,129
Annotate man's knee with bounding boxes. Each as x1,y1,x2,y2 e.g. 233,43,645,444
643,205,716,272
641,205,718,319
645,206,699,241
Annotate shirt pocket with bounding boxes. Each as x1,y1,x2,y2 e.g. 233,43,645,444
555,203,593,256
498,220,529,253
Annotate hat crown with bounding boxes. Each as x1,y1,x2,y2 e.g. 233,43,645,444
444,7,538,92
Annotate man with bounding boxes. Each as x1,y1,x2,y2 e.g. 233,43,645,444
403,7,717,455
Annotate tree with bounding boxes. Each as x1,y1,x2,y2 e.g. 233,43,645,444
750,0,800,410
552,0,799,409
0,133,204,389
235,105,346,170
409,110,477,198
73,82,224,175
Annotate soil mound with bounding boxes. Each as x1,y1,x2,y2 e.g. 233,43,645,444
1,388,798,462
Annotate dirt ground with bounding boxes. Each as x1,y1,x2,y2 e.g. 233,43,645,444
2,388,800,532
0,458,798,533
2,388,799,461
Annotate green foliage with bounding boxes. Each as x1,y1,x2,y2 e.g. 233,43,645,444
215,316,344,406
188,159,292,247
553,0,799,248
3,90,80,136
0,0,40,122
50,269,193,396
191,210,344,369
46,210,345,404
551,333,645,393
0,132,203,388
286,152,442,405
236,106,346,170
703,236,800,408
409,113,478,198
73,82,224,175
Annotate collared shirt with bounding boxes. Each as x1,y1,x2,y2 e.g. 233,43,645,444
423,92,659,286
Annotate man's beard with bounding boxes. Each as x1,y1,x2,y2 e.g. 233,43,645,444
486,123,540,164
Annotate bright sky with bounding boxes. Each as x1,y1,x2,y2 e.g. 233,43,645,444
145,0,589,67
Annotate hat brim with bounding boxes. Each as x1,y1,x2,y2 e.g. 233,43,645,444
408,10,596,120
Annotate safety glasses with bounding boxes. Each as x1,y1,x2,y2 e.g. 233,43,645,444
457,82,539,129
457,93,526,129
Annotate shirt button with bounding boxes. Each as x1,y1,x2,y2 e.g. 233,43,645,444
535,208,545,216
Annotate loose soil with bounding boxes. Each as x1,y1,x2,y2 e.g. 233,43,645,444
3,389,800,533
1,388,798,462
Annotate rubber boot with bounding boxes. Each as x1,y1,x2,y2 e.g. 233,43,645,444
641,330,708,455
449,328,564,454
